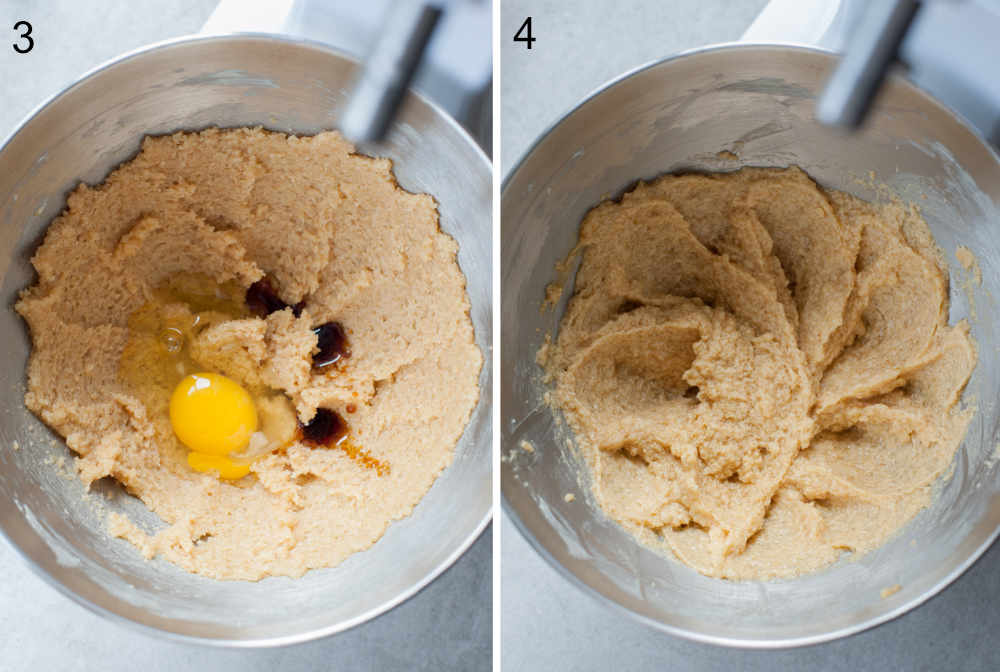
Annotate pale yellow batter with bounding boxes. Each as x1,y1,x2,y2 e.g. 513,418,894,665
541,167,975,580
17,128,481,580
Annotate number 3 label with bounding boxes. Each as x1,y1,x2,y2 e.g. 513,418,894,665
13,20,33,54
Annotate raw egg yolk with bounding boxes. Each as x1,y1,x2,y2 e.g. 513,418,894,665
169,373,258,479
187,451,253,480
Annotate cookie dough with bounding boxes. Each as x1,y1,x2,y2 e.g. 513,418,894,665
16,128,481,580
541,167,975,580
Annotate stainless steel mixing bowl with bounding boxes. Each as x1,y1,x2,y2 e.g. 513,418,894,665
501,44,1000,648
0,34,492,645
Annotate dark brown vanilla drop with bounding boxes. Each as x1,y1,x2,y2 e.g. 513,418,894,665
299,408,348,447
312,322,350,370
245,277,290,317
298,408,388,475
246,278,307,319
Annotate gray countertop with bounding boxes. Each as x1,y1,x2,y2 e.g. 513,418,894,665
0,1,490,670
500,1,1000,670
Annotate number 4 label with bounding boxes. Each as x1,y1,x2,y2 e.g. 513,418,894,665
514,17,535,49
